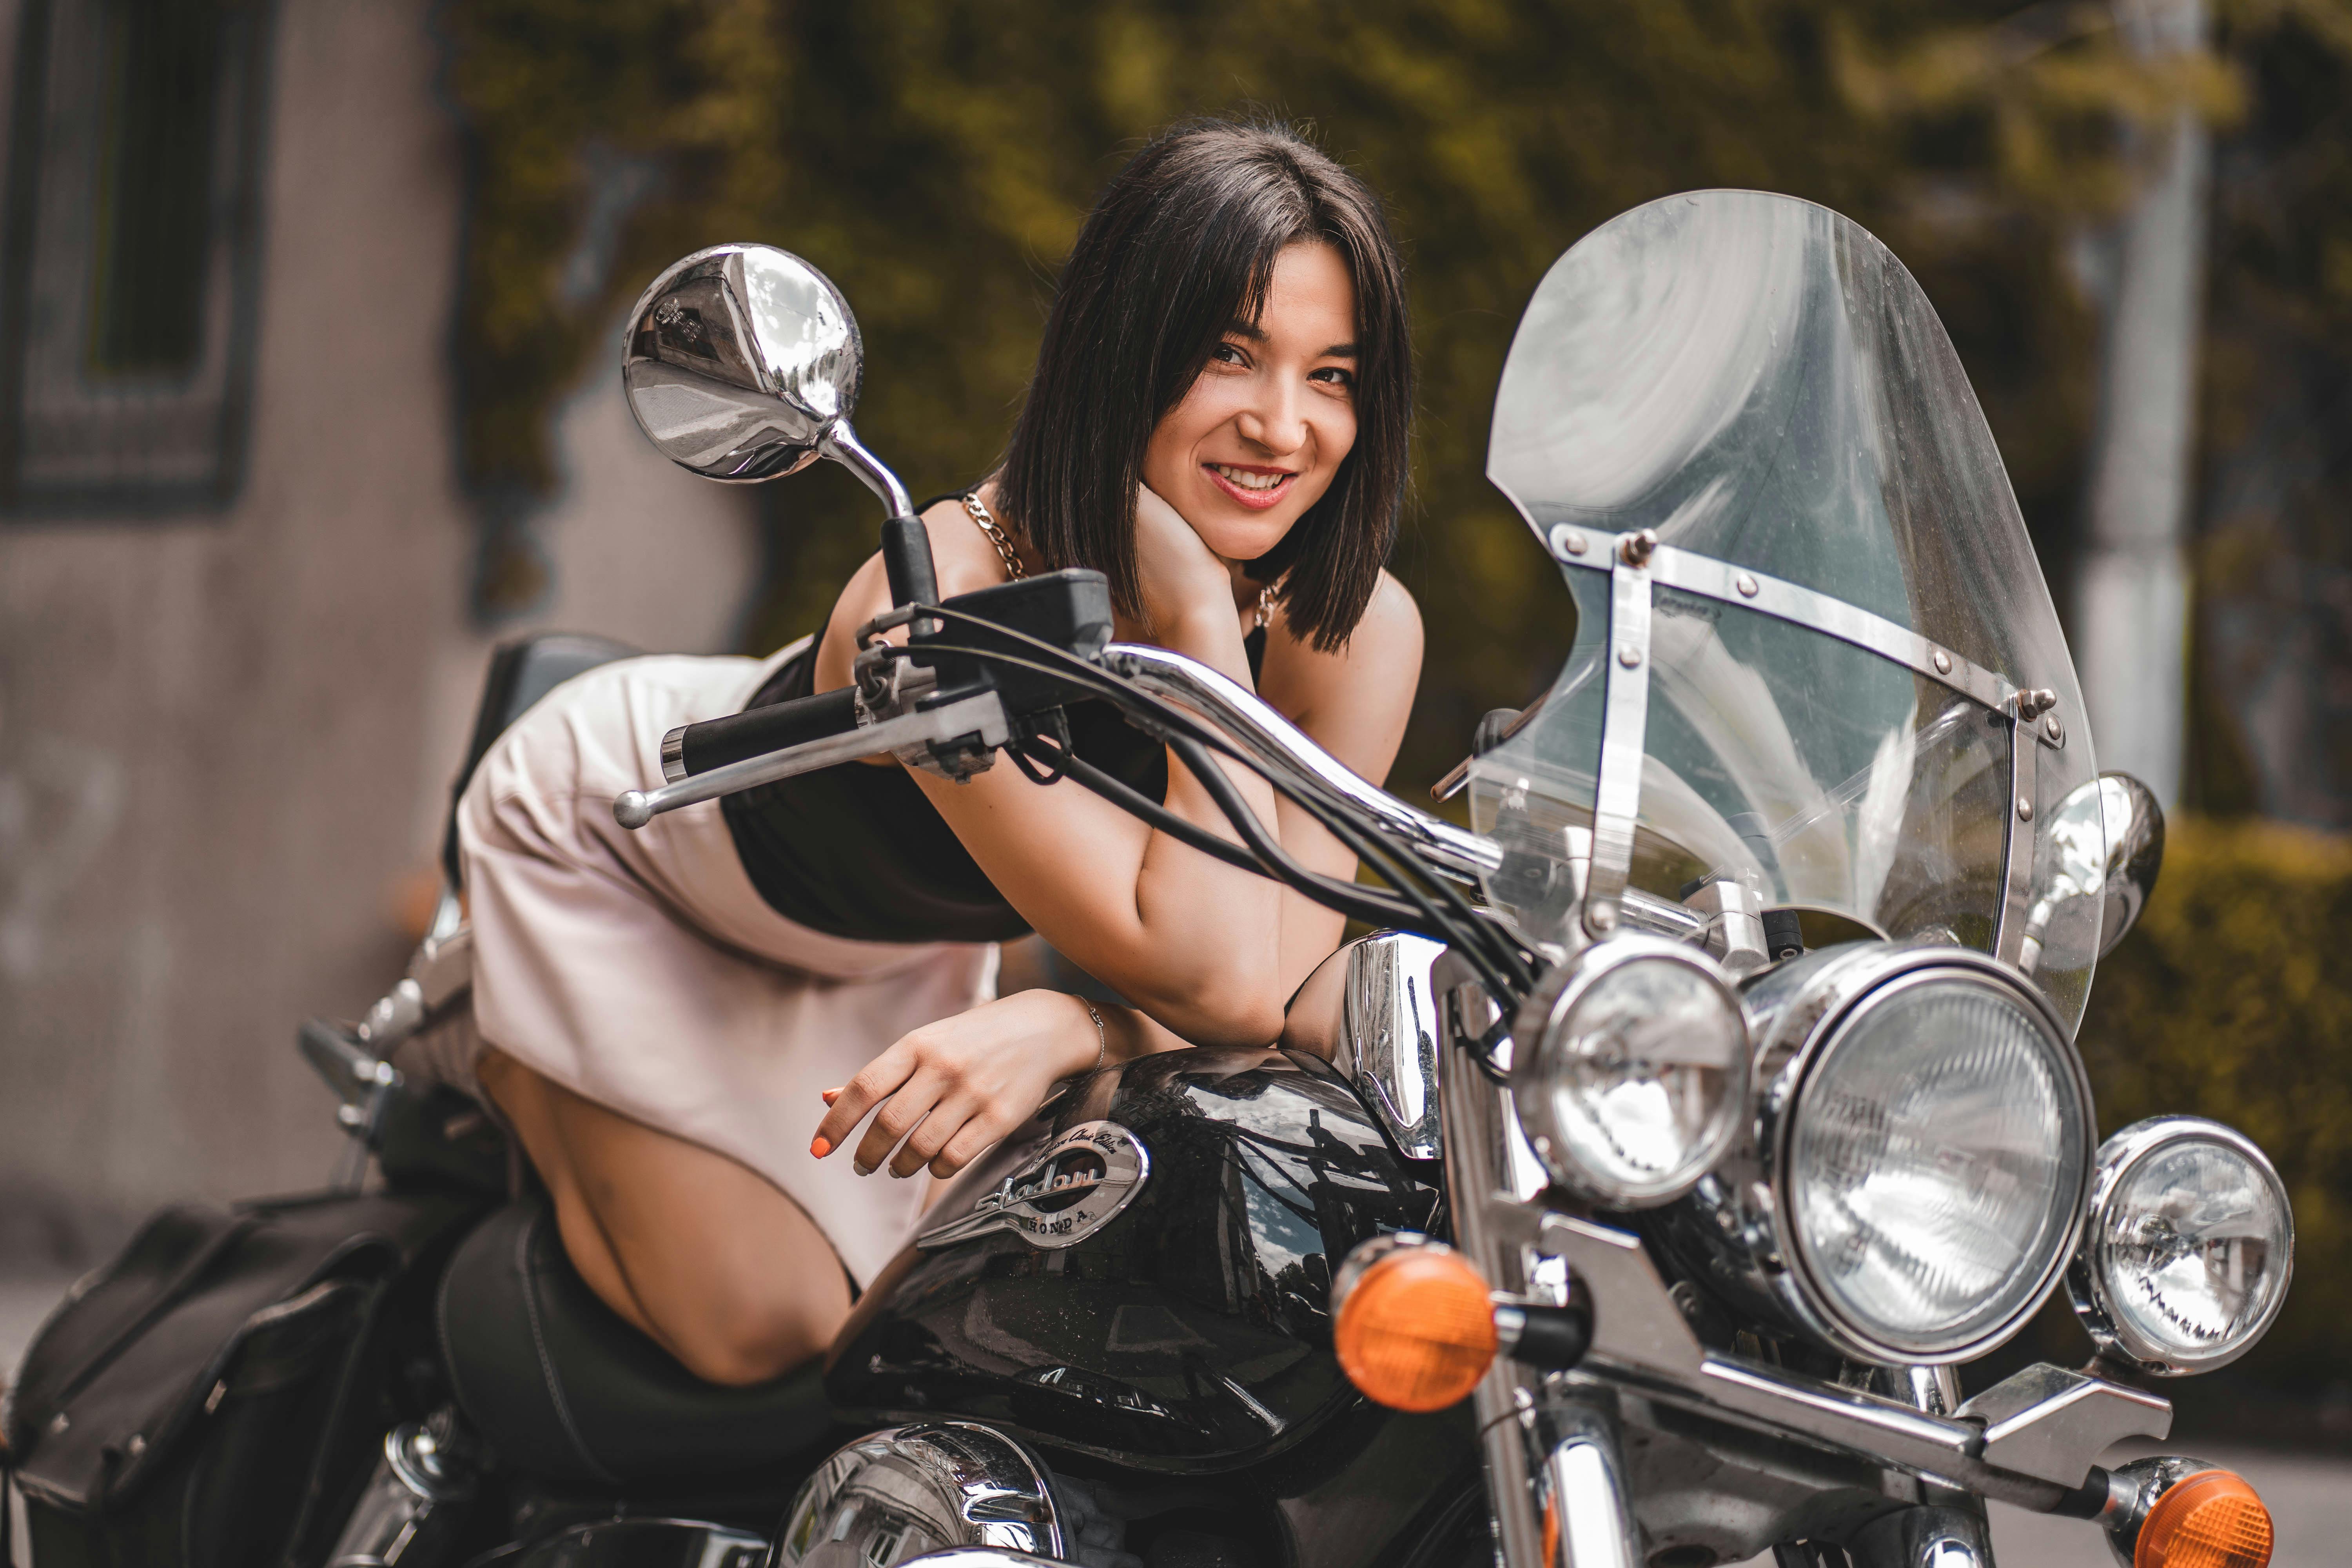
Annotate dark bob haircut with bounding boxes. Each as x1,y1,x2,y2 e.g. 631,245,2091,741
996,119,1412,652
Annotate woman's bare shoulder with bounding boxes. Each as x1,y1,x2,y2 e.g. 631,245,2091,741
1263,570,1423,737
813,494,1013,689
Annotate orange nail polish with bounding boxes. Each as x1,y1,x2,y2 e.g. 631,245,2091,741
820,1088,842,1105
810,1136,832,1159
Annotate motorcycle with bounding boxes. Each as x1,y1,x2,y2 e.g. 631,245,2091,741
1,190,2291,1568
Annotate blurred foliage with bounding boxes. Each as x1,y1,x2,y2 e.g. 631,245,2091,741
439,0,2352,796
2076,816,2352,1404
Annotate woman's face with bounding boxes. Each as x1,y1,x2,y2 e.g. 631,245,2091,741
1140,240,1360,564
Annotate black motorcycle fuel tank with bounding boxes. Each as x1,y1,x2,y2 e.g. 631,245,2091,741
825,1047,1443,1468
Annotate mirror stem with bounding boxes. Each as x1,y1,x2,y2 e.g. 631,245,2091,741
820,422,937,608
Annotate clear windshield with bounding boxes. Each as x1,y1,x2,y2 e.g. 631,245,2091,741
1468,191,2100,1028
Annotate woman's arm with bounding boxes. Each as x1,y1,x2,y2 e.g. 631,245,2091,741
802,487,1422,1181
1257,570,1425,1000
811,488,1307,1046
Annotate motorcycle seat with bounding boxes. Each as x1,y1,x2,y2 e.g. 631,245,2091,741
435,1197,835,1485
441,631,643,890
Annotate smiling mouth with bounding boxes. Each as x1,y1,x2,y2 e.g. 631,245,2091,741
1205,463,1296,508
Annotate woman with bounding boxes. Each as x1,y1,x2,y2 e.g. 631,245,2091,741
457,120,1424,1388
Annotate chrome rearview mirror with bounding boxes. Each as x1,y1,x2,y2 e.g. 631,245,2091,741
2094,771,2165,956
2020,770,2165,973
623,243,862,482
623,244,937,606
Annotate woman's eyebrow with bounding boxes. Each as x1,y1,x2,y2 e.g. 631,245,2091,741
1321,342,1359,358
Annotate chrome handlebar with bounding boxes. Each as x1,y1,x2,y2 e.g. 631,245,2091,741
1101,643,1502,882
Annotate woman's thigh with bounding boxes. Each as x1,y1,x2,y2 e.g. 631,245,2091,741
478,1049,855,1387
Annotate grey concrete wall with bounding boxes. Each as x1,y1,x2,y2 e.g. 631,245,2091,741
0,0,758,1262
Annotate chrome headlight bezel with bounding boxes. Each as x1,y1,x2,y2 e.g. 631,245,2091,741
2068,1116,2294,1376
1757,946,2095,1364
1510,935,1753,1208
1656,944,2100,1367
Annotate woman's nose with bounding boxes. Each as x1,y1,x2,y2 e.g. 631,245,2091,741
1236,378,1308,455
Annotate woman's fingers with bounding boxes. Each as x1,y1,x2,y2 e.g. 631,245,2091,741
930,1111,1015,1181
889,1092,975,1178
851,1067,947,1176
810,1052,918,1158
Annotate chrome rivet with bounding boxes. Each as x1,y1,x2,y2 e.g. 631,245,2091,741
1587,901,1619,933
1619,528,1658,567
49,1411,69,1434
1551,525,1588,558
2016,797,2034,823
1617,644,1642,668
126,1433,147,1457
2045,714,2064,743
1735,573,1759,597
1933,650,1952,675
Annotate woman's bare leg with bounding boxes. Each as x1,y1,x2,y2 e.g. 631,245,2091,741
478,1049,853,1387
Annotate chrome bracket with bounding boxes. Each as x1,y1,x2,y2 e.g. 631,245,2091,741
1544,527,2065,748
1487,1203,2171,1505
1955,1364,2172,1488
1993,713,2039,966
1583,534,1656,938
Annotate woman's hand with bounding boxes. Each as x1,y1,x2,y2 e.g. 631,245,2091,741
809,990,1105,1180
1131,483,1240,640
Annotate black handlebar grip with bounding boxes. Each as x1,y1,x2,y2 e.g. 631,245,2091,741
663,686,860,781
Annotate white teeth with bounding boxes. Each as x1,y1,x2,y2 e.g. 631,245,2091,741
1213,464,1289,491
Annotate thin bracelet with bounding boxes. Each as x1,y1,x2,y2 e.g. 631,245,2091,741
1076,996,1106,1078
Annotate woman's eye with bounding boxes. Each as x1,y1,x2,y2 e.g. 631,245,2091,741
1309,366,1355,389
1210,343,1248,367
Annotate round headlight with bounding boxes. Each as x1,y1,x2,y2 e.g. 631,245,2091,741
1512,936,1751,1207
1781,965,2091,1362
2069,1117,2293,1375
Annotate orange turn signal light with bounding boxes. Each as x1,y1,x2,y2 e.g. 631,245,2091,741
2137,1468,2272,1568
1333,1243,1497,1412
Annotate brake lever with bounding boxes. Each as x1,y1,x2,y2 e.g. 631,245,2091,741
613,690,1011,828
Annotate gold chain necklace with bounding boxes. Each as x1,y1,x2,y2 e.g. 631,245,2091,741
960,491,1025,581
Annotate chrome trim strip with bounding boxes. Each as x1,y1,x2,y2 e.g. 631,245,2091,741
1545,527,2053,740
1102,643,1503,881
659,724,689,784
1583,546,1654,936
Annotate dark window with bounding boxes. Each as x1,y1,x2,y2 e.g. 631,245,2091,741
0,0,272,515
90,0,226,377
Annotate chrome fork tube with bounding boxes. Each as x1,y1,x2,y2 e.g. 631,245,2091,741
1440,978,1640,1568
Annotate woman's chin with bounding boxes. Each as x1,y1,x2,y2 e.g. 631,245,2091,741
1189,505,1303,564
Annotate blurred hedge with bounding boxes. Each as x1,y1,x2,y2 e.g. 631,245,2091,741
2076,816,2352,1410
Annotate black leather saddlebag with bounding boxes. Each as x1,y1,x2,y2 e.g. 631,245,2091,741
3,1189,488,1568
